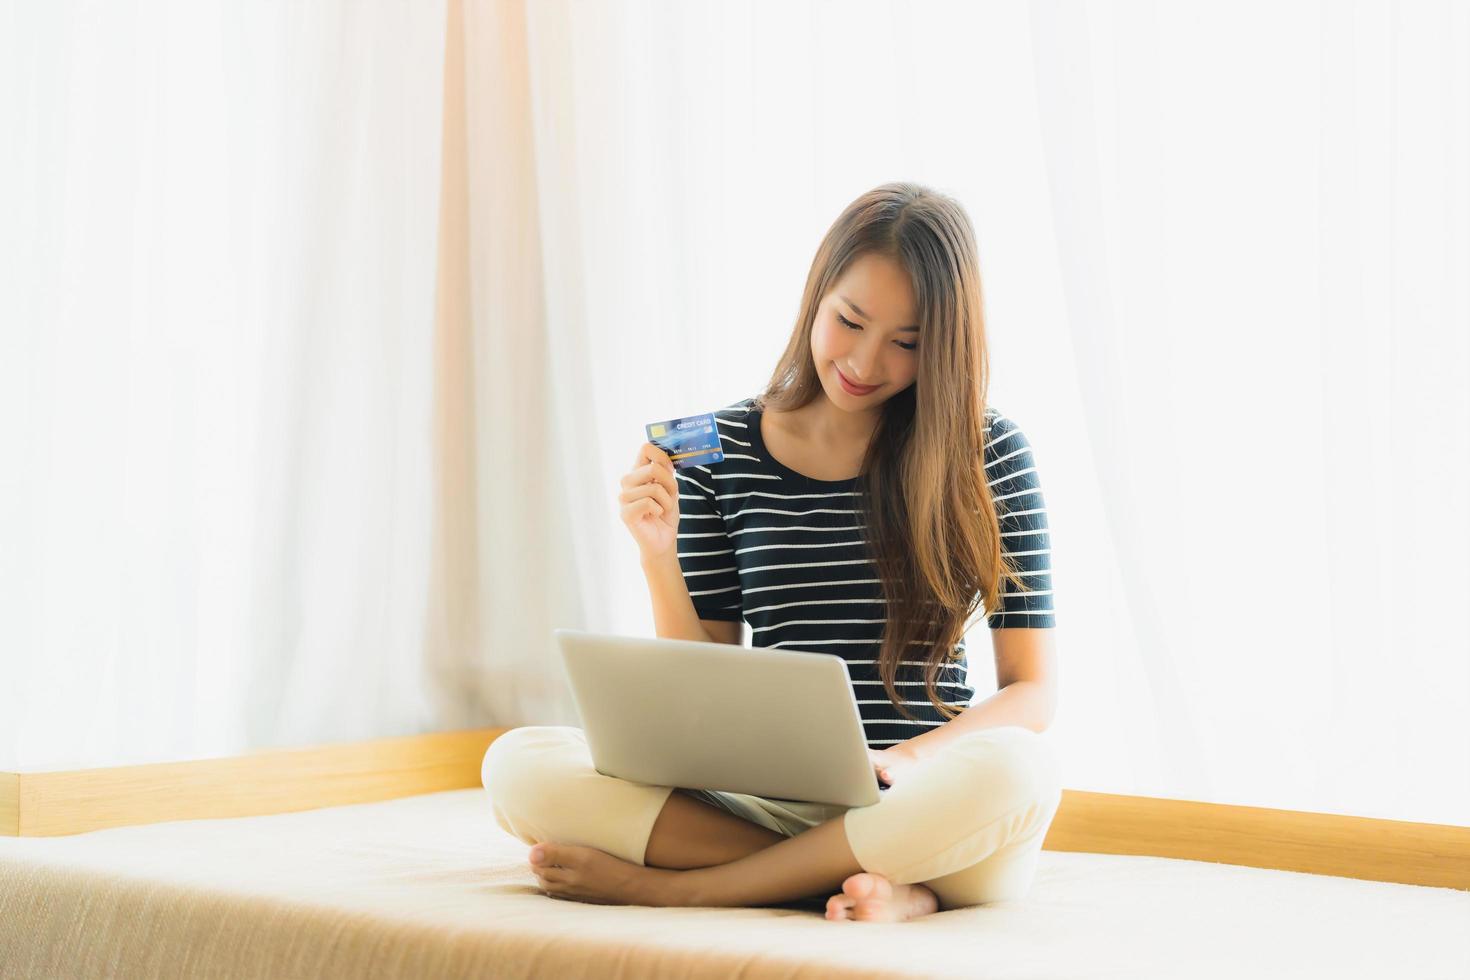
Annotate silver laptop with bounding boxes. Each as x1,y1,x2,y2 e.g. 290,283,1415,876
553,628,883,808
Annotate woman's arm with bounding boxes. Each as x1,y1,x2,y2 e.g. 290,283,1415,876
641,550,721,644
896,627,1059,762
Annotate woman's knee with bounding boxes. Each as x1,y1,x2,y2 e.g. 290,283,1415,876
941,726,1061,809
480,725,672,860
480,725,584,814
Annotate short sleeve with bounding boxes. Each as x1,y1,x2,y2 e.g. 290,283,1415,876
984,415,1056,629
674,467,744,622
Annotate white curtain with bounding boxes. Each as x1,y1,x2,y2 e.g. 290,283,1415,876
0,2,448,768
449,0,1470,825
1025,0,1468,825
4,0,1466,827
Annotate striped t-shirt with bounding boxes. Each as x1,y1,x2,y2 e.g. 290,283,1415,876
674,396,1055,748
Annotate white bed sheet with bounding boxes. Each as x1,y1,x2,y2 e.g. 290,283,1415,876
1,788,1464,979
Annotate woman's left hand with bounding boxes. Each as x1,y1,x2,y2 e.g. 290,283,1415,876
867,742,923,788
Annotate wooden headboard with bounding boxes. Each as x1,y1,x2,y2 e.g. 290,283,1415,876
3,727,1466,891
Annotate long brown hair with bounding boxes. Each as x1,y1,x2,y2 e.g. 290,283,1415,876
753,181,1035,722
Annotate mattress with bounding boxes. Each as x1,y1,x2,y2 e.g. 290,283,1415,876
0,788,1465,980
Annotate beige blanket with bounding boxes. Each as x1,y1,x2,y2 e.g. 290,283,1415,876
1,788,1465,979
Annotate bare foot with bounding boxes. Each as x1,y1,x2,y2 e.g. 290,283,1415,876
825,872,939,922
528,842,678,907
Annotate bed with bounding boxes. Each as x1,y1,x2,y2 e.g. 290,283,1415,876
1,730,1465,979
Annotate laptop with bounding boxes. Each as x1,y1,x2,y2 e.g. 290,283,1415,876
553,628,883,808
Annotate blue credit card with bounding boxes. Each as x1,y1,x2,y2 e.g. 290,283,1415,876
645,411,725,469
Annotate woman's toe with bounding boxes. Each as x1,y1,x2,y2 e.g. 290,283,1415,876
826,893,856,920
843,872,887,903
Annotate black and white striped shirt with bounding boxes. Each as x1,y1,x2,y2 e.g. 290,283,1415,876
675,396,1055,748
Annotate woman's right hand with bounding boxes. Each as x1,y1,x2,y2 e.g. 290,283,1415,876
620,442,681,560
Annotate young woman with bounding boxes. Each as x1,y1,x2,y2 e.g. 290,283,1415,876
483,182,1060,923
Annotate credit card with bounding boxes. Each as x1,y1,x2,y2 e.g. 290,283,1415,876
645,411,725,470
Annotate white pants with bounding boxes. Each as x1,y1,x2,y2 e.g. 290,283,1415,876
482,723,1062,911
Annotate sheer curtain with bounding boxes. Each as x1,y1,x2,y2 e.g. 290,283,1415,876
1025,0,1468,823
446,0,1469,825
1,2,448,769
4,0,1465,826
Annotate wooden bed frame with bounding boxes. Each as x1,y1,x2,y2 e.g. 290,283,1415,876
3,727,1465,891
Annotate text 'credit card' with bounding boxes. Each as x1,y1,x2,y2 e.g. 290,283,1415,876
646,412,724,470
